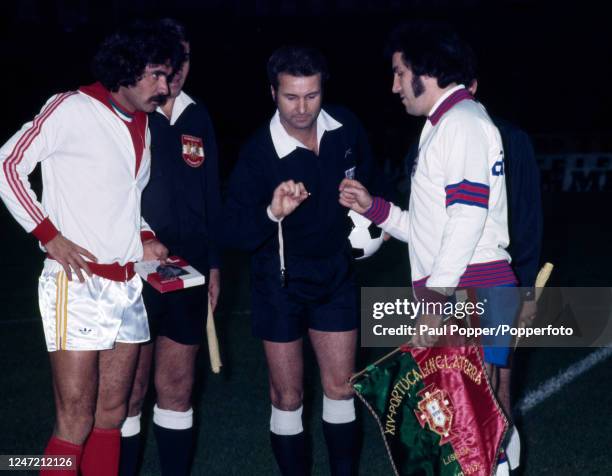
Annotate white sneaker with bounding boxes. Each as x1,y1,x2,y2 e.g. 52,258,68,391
506,425,521,470
495,460,510,476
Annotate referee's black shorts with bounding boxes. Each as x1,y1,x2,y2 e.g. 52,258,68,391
142,282,208,346
250,249,357,342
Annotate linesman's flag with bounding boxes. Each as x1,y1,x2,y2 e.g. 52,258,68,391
352,346,507,476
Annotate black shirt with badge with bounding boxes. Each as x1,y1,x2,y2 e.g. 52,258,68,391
143,94,221,273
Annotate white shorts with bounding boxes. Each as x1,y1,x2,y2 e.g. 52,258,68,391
38,259,150,351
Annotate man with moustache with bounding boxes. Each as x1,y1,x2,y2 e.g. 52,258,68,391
119,19,222,476
339,24,519,475
223,46,377,475
0,21,183,475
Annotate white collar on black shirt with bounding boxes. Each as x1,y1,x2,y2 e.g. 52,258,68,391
269,108,343,159
155,91,195,125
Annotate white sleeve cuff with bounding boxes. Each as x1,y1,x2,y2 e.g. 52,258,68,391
266,205,282,223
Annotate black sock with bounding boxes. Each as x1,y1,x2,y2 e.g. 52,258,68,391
153,423,194,476
119,433,142,476
270,431,308,476
322,420,359,476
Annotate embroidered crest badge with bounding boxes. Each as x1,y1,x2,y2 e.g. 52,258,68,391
414,384,455,444
181,134,205,167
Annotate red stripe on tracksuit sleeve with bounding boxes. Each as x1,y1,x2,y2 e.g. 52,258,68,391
2,92,76,227
445,193,489,206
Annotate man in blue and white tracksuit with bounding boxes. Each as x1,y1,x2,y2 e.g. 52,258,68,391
339,23,519,476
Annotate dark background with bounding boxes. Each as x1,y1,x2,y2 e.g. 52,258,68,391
2,0,612,173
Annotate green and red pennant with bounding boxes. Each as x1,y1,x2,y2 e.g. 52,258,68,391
352,346,507,476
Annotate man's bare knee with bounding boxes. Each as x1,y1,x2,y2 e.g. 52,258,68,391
49,350,98,442
55,402,95,444
155,368,194,411
153,338,198,411
320,366,354,401
270,387,303,411
322,380,354,401
95,398,129,429
156,392,192,411
310,329,356,400
95,407,128,429
96,343,141,428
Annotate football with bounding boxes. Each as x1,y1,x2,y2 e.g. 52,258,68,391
347,210,384,260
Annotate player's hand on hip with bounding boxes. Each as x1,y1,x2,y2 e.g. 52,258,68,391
338,178,373,214
143,238,169,263
45,233,97,283
208,268,221,313
270,180,309,219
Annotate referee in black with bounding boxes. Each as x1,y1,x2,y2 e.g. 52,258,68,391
223,46,377,475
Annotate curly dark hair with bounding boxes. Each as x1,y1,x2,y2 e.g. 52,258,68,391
157,18,188,43
267,46,329,91
92,20,186,92
386,22,477,89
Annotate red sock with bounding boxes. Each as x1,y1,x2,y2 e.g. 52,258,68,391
80,427,120,476
41,436,82,475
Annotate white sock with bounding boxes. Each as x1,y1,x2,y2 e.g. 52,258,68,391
495,460,510,476
153,404,193,430
322,395,355,424
121,413,141,437
506,425,521,470
270,405,303,435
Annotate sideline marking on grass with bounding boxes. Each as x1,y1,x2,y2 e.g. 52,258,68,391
515,346,612,415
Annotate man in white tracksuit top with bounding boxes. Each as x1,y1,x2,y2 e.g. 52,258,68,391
0,22,184,475
339,23,519,475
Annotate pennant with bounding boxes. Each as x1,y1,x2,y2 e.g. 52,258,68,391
352,346,507,476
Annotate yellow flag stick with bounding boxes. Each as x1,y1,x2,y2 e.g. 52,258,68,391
206,301,222,373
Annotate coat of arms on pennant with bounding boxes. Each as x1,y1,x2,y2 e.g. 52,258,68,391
181,134,205,167
415,384,454,443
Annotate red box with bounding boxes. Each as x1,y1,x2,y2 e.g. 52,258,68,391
135,256,205,293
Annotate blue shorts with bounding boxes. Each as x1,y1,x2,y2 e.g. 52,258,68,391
477,285,520,366
250,250,357,342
